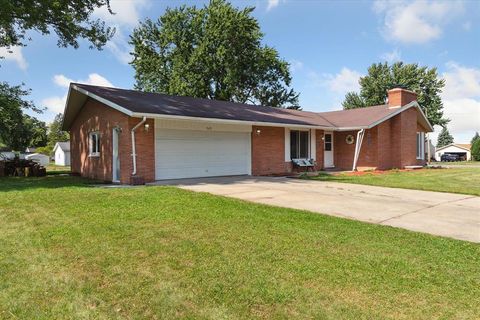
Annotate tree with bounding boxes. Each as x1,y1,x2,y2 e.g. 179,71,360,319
0,0,115,50
36,113,70,156
471,132,480,145
471,139,480,161
342,62,448,127
48,113,70,145
436,127,454,148
130,0,299,108
0,82,46,151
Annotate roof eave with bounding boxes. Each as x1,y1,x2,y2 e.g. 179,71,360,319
131,112,336,130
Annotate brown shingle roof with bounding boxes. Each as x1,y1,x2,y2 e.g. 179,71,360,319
72,83,334,127
67,84,432,131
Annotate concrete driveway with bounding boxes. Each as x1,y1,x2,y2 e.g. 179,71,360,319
153,176,480,243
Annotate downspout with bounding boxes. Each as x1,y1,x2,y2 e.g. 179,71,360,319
352,129,365,171
131,117,147,175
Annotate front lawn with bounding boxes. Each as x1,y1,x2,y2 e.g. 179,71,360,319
1,176,479,319
306,167,480,196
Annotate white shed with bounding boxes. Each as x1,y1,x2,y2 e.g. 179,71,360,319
53,142,71,166
25,153,50,166
435,143,471,161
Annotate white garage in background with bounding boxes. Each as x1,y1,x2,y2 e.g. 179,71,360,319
435,143,471,161
155,119,251,180
53,141,71,166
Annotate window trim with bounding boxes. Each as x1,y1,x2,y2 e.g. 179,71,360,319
89,131,100,157
416,132,425,160
290,129,310,160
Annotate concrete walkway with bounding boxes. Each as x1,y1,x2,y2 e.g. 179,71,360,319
152,176,480,243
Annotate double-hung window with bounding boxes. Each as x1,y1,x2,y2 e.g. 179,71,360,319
416,132,425,160
290,130,309,159
89,132,100,157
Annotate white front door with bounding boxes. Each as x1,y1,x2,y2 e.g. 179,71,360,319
324,132,334,168
112,128,120,182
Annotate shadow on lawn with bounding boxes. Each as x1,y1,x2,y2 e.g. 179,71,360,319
0,175,101,192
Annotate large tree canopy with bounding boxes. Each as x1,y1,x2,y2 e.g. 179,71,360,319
0,0,115,50
130,0,299,108
0,82,46,151
342,62,448,127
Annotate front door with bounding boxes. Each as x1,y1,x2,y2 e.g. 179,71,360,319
324,132,334,168
112,128,120,182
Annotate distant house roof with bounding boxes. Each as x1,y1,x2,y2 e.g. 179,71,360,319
436,143,471,152
53,142,70,152
63,83,433,132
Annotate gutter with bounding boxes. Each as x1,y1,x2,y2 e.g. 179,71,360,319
352,129,365,171
131,116,147,175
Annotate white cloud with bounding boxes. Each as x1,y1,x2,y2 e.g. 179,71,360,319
105,29,132,64
93,0,150,64
322,68,362,94
0,46,28,70
289,59,303,72
373,0,464,44
41,73,113,114
94,0,148,27
267,0,284,11
442,62,480,100
430,62,480,144
380,48,401,63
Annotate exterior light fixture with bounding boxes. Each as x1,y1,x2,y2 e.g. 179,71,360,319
144,123,150,132
255,129,261,135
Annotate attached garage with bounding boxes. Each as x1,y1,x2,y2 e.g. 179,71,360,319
154,119,252,180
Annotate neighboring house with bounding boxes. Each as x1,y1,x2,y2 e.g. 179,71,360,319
25,153,50,166
25,147,37,153
53,142,71,166
435,144,471,161
62,84,433,184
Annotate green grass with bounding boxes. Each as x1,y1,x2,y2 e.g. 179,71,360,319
0,176,479,319
431,161,480,166
306,168,480,196
46,163,71,175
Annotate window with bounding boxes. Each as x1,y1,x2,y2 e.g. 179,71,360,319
324,133,332,151
290,130,309,159
89,132,100,157
416,132,425,160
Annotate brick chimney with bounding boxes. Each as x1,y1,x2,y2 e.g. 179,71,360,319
387,88,417,107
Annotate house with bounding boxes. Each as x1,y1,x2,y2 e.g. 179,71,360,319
53,142,71,166
435,143,471,161
62,84,433,184
25,147,37,153
25,153,50,166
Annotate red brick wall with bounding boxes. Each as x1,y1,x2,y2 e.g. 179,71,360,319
334,128,378,170
380,110,424,169
70,98,155,184
377,120,393,169
128,118,155,182
315,130,324,169
251,126,290,175
388,88,417,107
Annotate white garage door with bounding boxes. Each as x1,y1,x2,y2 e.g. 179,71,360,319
155,128,251,180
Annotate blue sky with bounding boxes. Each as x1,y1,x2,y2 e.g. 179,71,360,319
1,0,479,144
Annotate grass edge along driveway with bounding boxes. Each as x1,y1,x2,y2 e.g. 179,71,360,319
305,167,480,197
1,175,479,319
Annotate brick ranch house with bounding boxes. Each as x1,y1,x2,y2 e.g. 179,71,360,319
62,84,433,184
